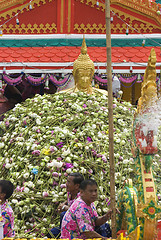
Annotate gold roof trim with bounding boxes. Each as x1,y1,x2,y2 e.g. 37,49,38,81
111,0,161,28
78,0,161,28
0,0,27,12
0,0,52,22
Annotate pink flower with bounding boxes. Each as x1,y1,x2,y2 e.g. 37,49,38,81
53,181,58,186
52,172,58,177
50,146,55,152
16,186,21,192
113,104,117,108
32,150,40,156
42,192,49,197
5,121,9,127
23,120,27,125
60,184,66,188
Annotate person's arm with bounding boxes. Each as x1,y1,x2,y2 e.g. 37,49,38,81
83,230,106,239
95,209,112,226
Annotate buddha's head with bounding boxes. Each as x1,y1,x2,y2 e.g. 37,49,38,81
73,37,95,93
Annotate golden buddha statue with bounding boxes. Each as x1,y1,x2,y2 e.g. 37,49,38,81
60,37,107,95
72,37,94,94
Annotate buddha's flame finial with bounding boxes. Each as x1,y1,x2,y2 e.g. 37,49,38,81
81,36,87,55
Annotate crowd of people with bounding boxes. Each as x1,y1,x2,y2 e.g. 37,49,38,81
1,174,118,239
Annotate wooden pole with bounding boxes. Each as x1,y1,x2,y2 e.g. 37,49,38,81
105,0,116,238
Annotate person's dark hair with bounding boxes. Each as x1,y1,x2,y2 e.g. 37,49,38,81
69,173,84,185
80,179,98,190
0,180,14,199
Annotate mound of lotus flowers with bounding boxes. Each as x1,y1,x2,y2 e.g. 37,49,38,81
0,91,160,238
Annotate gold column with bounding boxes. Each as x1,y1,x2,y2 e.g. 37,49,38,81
68,0,71,33
60,0,64,33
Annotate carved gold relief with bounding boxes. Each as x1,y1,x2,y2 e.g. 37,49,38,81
0,0,27,12
76,0,105,11
2,22,57,34
74,19,156,34
74,23,106,33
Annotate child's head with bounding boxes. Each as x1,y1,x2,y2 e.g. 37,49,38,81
0,180,14,202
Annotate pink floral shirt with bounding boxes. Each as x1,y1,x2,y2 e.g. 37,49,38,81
67,192,80,206
61,197,98,239
1,201,15,237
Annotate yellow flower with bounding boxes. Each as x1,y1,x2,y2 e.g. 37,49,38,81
41,149,51,155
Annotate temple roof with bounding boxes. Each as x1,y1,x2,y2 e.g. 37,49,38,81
0,34,160,74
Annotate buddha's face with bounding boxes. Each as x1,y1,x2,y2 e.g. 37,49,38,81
75,68,93,89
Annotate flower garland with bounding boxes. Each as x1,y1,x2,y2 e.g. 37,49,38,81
26,74,48,86
2,71,161,88
120,78,138,88
94,74,116,86
2,72,23,86
57,75,74,91
49,74,72,87
2,72,72,87
119,74,138,83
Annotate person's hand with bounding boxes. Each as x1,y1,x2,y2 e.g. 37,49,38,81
57,203,65,213
116,207,121,214
106,208,120,219
57,203,68,213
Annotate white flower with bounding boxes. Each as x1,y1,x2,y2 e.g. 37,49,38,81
56,162,63,168
123,159,129,164
120,140,126,145
36,119,41,125
80,167,86,174
103,207,108,212
12,199,18,204
66,157,71,162
97,208,102,214
73,162,78,167
31,144,38,150
62,148,71,157
37,180,43,185
115,138,120,143
27,181,34,188
24,187,29,193
0,142,4,148
5,163,11,169
66,168,72,174
23,173,29,179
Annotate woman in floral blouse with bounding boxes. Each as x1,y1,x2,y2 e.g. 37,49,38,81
0,180,15,237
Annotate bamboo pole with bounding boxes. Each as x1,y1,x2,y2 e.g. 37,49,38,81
105,0,116,238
